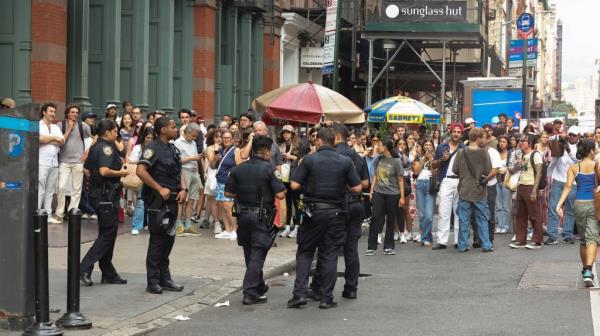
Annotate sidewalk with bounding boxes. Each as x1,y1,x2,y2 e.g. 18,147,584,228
14,225,298,336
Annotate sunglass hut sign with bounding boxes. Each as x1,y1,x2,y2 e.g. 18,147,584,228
382,0,467,23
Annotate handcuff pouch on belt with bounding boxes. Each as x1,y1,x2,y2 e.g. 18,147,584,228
146,191,177,236
99,181,121,211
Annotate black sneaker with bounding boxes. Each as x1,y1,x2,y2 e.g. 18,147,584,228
383,248,396,255
563,237,575,244
544,238,558,245
472,241,481,249
432,244,447,250
525,242,543,249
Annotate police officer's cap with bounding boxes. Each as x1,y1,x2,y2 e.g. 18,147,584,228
252,135,272,152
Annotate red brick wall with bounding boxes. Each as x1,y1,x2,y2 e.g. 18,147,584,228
193,5,217,121
263,34,281,93
31,0,68,115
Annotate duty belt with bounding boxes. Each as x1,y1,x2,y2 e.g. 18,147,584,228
307,202,341,211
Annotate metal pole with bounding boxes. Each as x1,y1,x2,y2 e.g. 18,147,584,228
452,49,457,122
522,36,528,121
385,49,390,97
441,41,447,120
23,210,63,336
367,39,374,106
56,209,92,329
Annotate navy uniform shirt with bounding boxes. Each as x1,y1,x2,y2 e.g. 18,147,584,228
84,138,122,187
291,146,361,204
335,142,370,183
225,156,286,207
138,138,182,193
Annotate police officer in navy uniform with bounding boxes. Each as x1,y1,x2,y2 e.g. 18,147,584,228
80,119,129,286
287,127,362,309
224,136,286,305
137,117,187,294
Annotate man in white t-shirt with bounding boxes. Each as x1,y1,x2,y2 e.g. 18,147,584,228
38,103,64,213
174,123,203,236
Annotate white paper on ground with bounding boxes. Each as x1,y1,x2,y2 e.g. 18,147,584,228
214,300,230,307
174,315,191,321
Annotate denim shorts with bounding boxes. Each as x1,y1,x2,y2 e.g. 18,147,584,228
215,182,234,202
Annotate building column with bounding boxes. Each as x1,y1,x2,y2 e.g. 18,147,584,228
133,0,150,109
251,16,264,100
193,1,217,121
158,0,174,114
105,0,122,106
67,0,91,112
227,6,239,115
31,0,67,111
262,14,284,93
238,11,253,114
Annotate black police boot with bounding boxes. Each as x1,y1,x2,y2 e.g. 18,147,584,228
80,272,93,287
318,301,338,309
307,289,321,301
160,280,184,292
101,275,128,285
342,291,357,299
146,284,163,294
242,295,268,305
287,297,307,308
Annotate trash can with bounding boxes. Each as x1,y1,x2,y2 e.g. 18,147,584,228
0,103,40,330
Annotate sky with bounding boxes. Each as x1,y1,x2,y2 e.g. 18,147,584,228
554,0,600,83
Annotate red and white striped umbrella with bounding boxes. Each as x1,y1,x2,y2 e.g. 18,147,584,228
251,81,365,125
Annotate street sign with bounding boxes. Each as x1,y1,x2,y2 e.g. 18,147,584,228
509,38,538,61
517,13,534,38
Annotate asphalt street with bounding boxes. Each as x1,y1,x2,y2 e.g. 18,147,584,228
150,233,594,336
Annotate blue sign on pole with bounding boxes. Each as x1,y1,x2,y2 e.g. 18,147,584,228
508,38,538,62
517,13,534,35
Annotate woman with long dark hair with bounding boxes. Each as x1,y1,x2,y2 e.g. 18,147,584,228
128,124,155,234
495,135,512,234
556,140,600,287
395,137,414,243
211,130,239,240
202,129,223,233
276,125,301,238
412,139,436,246
366,138,405,256
432,129,442,148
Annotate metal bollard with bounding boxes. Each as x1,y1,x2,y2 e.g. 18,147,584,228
23,210,63,336
56,209,92,329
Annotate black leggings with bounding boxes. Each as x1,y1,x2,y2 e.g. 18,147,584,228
283,182,300,227
368,192,403,250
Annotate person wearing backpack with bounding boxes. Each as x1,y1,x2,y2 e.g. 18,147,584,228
509,134,545,249
546,127,580,245
49,103,92,224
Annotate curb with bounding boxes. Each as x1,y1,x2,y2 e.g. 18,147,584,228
103,257,297,336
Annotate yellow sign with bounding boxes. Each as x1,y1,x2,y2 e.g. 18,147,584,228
386,114,423,124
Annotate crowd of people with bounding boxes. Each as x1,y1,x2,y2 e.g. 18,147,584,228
26,96,600,299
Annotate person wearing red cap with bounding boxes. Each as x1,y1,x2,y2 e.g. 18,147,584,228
430,124,465,250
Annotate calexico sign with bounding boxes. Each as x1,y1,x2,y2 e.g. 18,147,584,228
380,0,468,23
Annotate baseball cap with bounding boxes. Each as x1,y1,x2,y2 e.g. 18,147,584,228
105,103,118,111
281,125,295,133
1,98,16,109
568,126,581,135
465,117,476,124
81,111,96,121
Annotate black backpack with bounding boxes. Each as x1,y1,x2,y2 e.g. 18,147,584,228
530,150,548,190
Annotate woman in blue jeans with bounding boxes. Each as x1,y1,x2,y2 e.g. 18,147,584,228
128,124,155,235
412,139,435,247
495,135,512,233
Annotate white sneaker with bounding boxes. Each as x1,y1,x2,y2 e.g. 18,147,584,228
400,234,408,244
90,214,98,220
511,235,517,242
81,213,89,219
413,234,421,243
48,216,62,224
215,231,231,239
377,234,383,244
499,228,508,234
229,231,237,241
213,222,223,234
405,233,414,241
393,232,399,241
494,228,501,234
279,226,291,237
288,227,298,239
131,229,140,235
527,232,533,241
